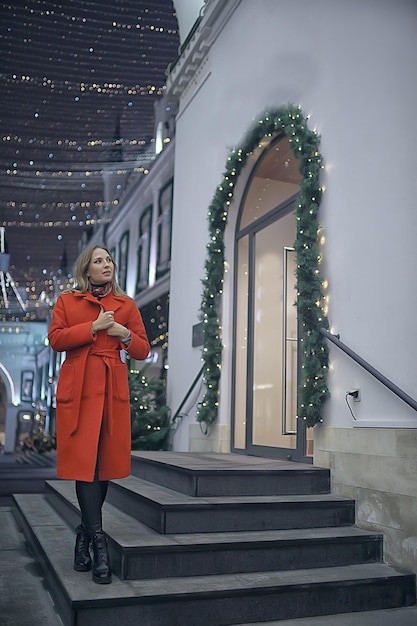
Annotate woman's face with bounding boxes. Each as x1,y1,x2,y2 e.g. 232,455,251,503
87,248,114,284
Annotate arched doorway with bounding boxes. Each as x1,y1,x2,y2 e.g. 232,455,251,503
232,135,312,461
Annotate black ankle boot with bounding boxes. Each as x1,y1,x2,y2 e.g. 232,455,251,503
91,531,112,584
74,525,91,572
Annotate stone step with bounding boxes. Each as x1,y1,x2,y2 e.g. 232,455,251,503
11,494,416,626
103,474,355,534
236,606,417,625
17,451,57,468
130,451,331,496
0,466,57,497
21,484,383,581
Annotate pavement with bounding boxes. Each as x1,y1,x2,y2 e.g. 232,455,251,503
0,503,64,625
0,449,63,625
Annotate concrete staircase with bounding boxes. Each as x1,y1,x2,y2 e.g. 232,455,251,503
12,452,416,625
0,451,57,497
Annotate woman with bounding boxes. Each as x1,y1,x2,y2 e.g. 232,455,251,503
48,244,150,584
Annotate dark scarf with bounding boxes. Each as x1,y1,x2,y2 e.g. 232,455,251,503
88,281,112,299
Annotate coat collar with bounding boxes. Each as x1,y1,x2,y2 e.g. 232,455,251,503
72,290,125,310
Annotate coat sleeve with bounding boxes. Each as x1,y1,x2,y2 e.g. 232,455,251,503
48,293,96,352
122,299,150,361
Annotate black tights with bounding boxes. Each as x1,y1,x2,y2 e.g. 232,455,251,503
75,464,108,535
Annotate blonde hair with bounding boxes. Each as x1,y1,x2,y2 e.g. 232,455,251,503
72,244,125,296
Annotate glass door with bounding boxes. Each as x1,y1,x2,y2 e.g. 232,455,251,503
251,213,297,450
232,135,311,461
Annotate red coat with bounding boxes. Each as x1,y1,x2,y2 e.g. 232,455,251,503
48,290,150,481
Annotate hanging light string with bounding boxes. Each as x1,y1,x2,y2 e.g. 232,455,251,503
0,0,179,293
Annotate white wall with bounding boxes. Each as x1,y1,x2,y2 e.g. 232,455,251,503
172,0,204,44
167,85,223,449
311,0,417,428
167,0,417,449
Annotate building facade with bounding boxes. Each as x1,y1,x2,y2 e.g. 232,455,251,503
0,321,50,452
58,0,417,576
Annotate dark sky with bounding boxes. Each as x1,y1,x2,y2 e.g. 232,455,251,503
0,0,179,313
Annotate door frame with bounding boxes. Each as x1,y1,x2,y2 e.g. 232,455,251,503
231,196,312,463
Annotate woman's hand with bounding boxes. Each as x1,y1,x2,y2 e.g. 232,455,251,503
92,306,115,333
107,321,130,340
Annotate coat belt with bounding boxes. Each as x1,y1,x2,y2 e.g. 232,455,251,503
90,348,122,435
69,347,122,436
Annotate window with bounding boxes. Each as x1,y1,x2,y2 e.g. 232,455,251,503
155,121,164,155
136,206,152,293
118,231,129,291
156,179,173,279
21,370,34,402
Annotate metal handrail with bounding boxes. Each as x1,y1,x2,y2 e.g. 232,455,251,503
320,328,417,413
171,363,205,423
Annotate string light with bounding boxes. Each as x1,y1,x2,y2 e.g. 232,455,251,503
197,105,330,428
0,1,179,305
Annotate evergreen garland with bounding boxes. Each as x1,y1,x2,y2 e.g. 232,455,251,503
198,104,329,428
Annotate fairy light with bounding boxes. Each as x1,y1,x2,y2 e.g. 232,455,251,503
197,105,330,428
0,1,179,303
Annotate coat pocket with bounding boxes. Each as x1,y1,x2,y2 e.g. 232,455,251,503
56,362,75,403
113,362,130,401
